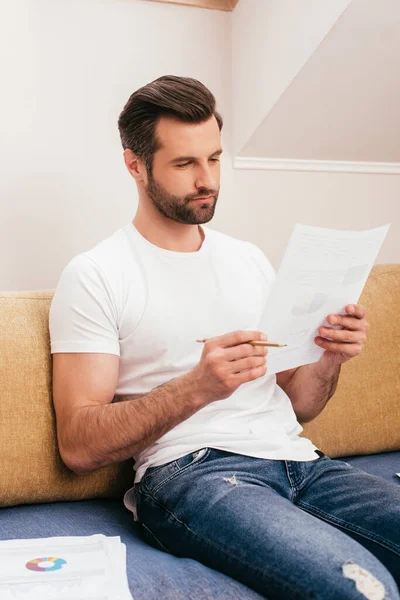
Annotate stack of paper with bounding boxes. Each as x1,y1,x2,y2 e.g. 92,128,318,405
0,534,133,600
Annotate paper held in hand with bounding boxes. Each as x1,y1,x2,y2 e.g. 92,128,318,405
258,223,391,375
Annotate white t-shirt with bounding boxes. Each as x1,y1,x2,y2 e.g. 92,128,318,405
49,223,319,512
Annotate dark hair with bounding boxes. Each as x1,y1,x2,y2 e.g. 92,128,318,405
117,75,223,174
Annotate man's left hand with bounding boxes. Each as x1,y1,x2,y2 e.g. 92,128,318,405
315,304,369,366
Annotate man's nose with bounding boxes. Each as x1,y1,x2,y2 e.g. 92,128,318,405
195,166,217,191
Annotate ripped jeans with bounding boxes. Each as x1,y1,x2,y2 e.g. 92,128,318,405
133,448,400,600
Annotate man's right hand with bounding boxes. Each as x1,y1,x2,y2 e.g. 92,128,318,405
189,330,268,404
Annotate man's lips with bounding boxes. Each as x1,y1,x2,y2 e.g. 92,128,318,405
190,195,214,202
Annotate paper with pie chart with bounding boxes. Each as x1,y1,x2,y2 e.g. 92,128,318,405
0,534,133,599
258,223,390,375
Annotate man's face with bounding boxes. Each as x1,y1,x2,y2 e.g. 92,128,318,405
144,115,221,225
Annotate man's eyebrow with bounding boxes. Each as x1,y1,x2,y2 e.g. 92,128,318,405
169,148,223,164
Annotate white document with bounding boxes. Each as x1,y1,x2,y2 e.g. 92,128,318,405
0,534,133,600
258,224,390,375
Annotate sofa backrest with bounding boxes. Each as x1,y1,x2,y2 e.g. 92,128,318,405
0,290,133,508
1,264,399,507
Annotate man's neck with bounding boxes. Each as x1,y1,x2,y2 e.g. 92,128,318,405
132,213,204,253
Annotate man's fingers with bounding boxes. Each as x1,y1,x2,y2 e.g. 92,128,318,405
225,344,268,362
209,330,267,349
345,304,367,319
232,364,268,384
326,314,367,331
318,328,365,344
231,355,267,374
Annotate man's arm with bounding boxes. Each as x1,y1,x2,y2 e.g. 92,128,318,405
72,376,208,474
276,359,341,424
52,330,267,476
53,352,208,476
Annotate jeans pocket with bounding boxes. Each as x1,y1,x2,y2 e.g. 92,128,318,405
141,447,210,496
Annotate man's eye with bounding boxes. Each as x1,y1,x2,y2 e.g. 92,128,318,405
210,158,220,162
177,162,191,168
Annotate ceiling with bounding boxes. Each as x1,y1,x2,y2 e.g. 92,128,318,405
143,0,239,11
140,0,400,167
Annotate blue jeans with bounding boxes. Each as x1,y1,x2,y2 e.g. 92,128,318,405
134,448,400,599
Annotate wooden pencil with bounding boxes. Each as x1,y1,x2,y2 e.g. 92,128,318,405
196,339,287,347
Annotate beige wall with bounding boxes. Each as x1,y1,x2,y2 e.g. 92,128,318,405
0,0,399,292
0,0,231,291
211,169,400,271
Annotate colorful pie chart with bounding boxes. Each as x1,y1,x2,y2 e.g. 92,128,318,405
25,557,67,572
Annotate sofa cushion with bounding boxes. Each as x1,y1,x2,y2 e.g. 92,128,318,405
0,290,134,508
1,452,398,600
302,264,400,458
341,450,400,484
0,499,263,600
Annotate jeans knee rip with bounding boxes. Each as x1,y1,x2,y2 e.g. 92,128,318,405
223,474,240,486
342,560,385,600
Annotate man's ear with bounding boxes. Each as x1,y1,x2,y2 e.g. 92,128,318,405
123,149,148,184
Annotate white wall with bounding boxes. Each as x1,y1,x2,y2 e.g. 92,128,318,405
212,169,399,271
0,0,231,291
1,0,399,292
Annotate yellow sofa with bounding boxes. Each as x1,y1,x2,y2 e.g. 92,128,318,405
0,264,399,508
1,264,399,599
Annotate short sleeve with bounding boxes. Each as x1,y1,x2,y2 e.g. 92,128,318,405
49,254,120,356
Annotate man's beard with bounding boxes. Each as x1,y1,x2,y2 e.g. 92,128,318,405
145,172,219,225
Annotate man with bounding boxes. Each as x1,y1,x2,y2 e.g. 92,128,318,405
50,75,400,599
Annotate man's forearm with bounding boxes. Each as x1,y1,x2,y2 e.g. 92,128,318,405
63,372,207,475
284,357,341,424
